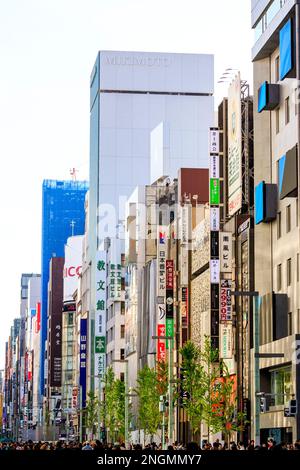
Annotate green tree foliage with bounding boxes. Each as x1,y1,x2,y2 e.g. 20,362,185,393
135,365,163,439
180,340,206,436
85,391,99,438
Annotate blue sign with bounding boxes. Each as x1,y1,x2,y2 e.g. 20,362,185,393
280,18,293,80
79,319,87,408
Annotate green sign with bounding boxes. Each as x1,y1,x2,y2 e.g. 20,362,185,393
95,336,106,354
210,178,220,205
166,318,174,349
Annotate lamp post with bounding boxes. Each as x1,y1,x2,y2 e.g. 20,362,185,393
152,335,174,446
113,359,129,448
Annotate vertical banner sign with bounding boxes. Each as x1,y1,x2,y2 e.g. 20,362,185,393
220,279,232,322
210,127,220,347
157,227,167,361
95,251,107,387
210,207,220,232
220,232,232,273
166,260,174,350
181,287,188,327
220,323,233,359
157,324,166,361
109,263,122,300
79,318,87,408
166,260,174,319
228,73,242,216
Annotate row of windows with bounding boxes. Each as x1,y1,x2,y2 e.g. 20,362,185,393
277,254,299,290
277,202,298,238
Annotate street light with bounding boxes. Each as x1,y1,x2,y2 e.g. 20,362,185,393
152,335,174,447
112,359,129,448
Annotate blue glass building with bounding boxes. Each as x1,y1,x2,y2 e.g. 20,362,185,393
40,180,88,396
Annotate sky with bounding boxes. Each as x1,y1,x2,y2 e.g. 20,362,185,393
0,0,253,368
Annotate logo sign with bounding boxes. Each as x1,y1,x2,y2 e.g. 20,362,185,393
64,266,82,278
210,179,220,205
72,387,78,409
79,318,87,407
220,279,232,321
220,233,232,273
209,128,219,154
95,336,106,354
210,259,220,284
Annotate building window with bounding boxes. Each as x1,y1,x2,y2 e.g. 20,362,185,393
277,264,282,291
120,349,125,360
286,204,291,232
285,96,290,124
288,312,293,335
276,108,280,134
277,212,282,239
121,302,125,315
120,372,124,382
68,312,74,326
120,324,125,339
275,56,280,82
271,367,292,406
287,258,292,286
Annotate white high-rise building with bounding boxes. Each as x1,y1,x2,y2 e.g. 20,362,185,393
87,50,214,392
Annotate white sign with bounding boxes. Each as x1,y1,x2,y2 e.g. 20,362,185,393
228,73,242,216
210,207,220,232
209,128,219,154
220,232,232,273
220,323,233,359
210,155,219,179
63,236,83,302
210,259,220,284
157,226,167,324
95,251,107,385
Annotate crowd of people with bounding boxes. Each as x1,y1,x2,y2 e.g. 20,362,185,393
0,438,300,451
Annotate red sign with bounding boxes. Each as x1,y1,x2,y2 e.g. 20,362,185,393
166,260,174,289
35,302,41,333
64,265,82,278
157,324,166,361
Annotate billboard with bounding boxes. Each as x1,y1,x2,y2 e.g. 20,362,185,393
228,73,242,216
63,236,83,302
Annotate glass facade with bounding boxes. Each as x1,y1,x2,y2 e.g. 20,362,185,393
254,0,287,43
40,180,88,396
270,366,292,405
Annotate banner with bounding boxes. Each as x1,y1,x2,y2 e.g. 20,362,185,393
220,279,232,322
220,232,232,273
228,73,242,216
95,251,107,386
79,318,87,407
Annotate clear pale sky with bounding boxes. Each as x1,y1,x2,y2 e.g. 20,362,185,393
0,0,252,368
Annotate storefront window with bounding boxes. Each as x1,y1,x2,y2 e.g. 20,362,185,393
271,366,292,405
